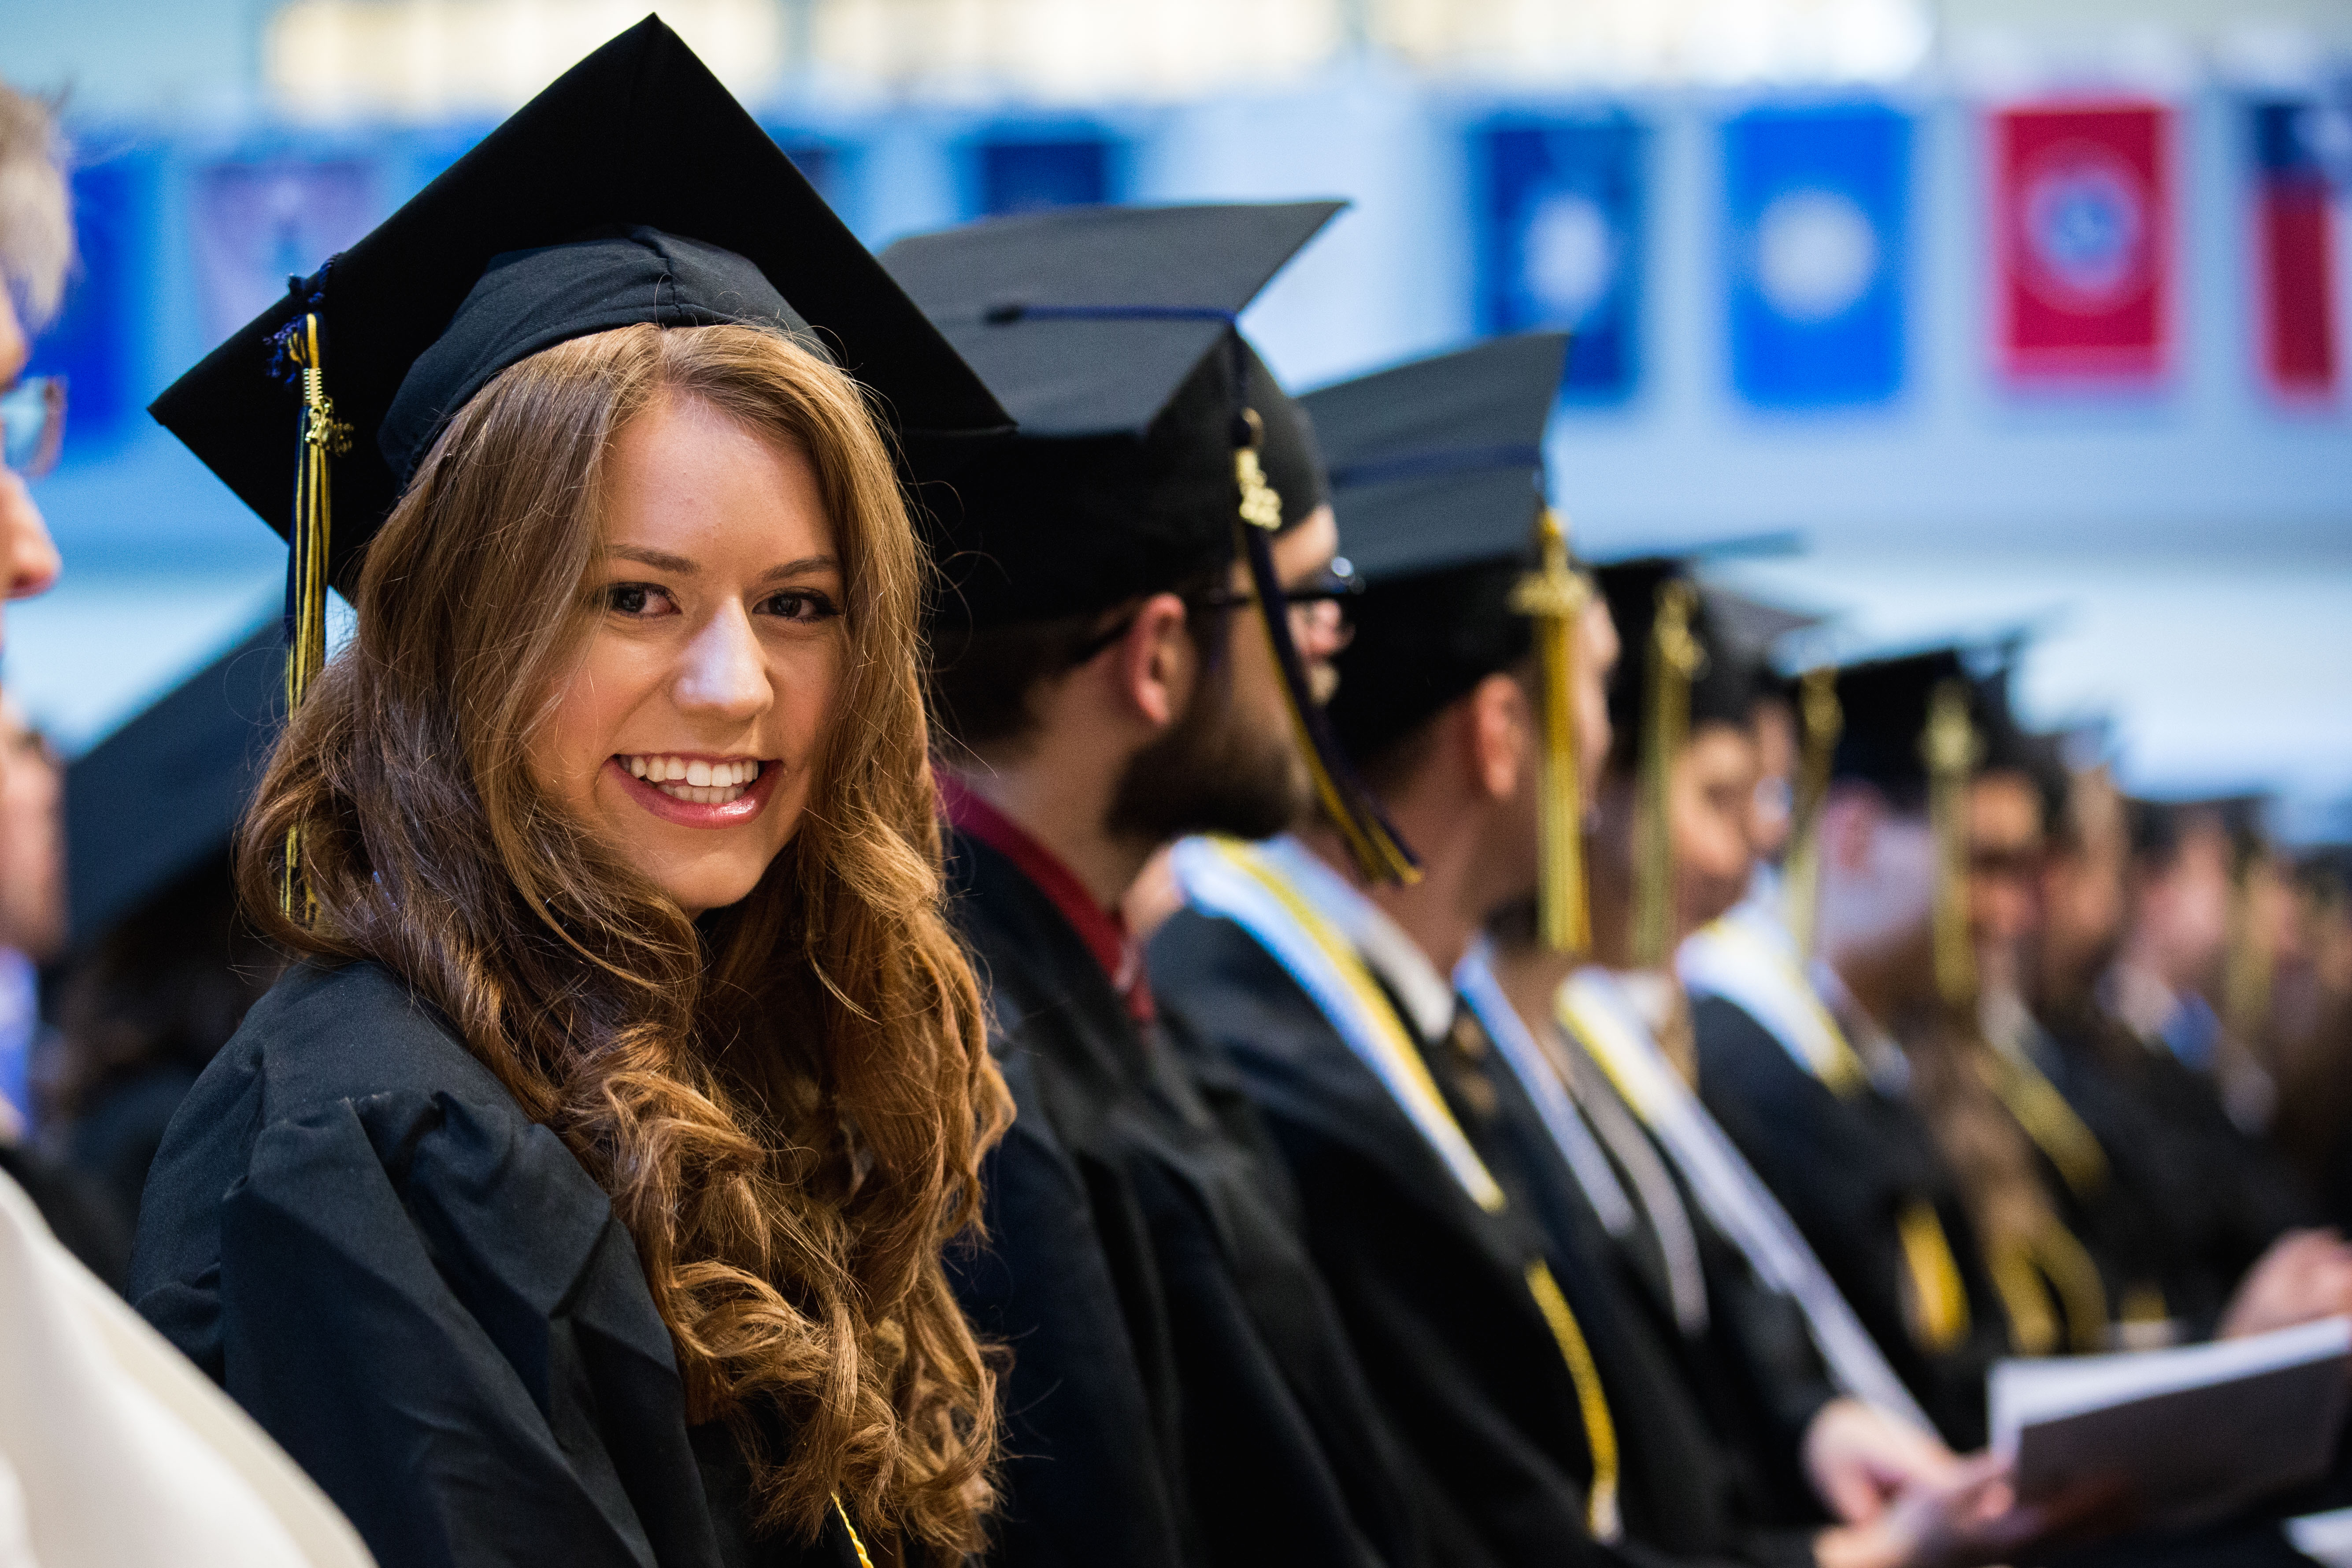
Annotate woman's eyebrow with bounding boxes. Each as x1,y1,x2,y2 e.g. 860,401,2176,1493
758,555,840,585
611,545,697,574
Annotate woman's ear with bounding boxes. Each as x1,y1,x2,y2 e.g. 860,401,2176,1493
1468,672,1533,803
1115,593,1196,732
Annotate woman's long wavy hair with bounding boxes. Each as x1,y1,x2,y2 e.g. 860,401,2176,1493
236,322,1009,1561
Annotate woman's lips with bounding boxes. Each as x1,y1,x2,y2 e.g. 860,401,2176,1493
609,755,782,829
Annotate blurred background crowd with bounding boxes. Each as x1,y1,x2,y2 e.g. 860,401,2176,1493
1,0,2349,1279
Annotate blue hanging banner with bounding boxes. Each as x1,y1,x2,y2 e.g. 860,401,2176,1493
1723,104,1911,409
1476,116,1644,403
975,135,1115,217
24,158,145,456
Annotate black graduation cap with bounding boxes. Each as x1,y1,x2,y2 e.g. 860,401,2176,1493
880,201,1343,628
1310,333,1568,768
150,15,1010,598
1827,646,1971,809
1595,558,1758,767
64,621,284,950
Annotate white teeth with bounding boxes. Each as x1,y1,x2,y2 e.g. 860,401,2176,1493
618,755,764,804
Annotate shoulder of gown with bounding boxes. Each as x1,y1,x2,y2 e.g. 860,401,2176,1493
129,959,854,1568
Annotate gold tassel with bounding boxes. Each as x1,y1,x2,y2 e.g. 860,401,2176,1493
1509,509,1591,954
2221,846,2274,1048
1632,580,1703,968
1921,679,1980,1011
1781,666,1841,960
280,311,351,919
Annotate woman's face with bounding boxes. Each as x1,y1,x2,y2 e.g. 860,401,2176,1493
531,391,844,917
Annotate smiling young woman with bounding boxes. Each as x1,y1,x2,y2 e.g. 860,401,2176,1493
136,314,1009,1568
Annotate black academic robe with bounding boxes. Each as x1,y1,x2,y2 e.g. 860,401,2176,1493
129,960,861,1568
944,831,1426,1568
2038,1003,2313,1338
1152,907,1821,1568
1690,994,2009,1451
1494,1040,1839,1527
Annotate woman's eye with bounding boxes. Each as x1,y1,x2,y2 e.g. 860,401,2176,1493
603,582,669,617
760,589,840,624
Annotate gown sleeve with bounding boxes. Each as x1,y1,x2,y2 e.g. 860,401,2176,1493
139,1080,726,1568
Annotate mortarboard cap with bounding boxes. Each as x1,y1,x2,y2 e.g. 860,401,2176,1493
881,201,1342,629
1596,559,1758,762
1313,333,1568,768
150,15,1009,598
64,622,284,951
1827,647,1972,809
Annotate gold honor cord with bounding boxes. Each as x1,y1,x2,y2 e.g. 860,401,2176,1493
1894,1200,1971,1354
1976,1047,2110,1201
1782,666,1842,962
1233,412,1418,886
281,312,351,919
830,1495,875,1568
1525,1259,1623,1543
1921,681,1981,1012
1632,581,1703,969
1508,509,1592,954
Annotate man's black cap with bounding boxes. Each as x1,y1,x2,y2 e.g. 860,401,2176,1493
880,201,1342,628
1829,646,1973,807
65,621,283,950
150,16,1009,596
1310,333,1568,768
1597,558,1759,769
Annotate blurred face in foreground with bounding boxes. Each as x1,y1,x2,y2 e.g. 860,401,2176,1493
527,392,844,917
0,291,63,648
0,692,61,960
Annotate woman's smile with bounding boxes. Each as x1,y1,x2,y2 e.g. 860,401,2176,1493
609,751,784,828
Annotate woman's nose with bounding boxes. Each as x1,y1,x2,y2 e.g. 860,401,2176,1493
674,606,770,719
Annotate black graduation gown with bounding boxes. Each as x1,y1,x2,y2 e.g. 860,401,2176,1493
1493,1038,1839,1527
1690,994,2008,1451
129,960,862,1568
944,831,1426,1568
1152,907,1821,1568
2038,1004,2313,1338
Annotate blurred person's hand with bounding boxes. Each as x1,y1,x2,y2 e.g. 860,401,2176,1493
2219,1228,2352,1340
1804,1397,1963,1525
0,692,62,961
1813,1452,2123,1568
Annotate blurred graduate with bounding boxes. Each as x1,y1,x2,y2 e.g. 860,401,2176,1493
1148,337,2061,1568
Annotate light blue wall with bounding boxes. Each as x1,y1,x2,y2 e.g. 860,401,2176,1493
6,22,2348,821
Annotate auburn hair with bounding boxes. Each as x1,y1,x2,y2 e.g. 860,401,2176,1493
237,322,1009,1561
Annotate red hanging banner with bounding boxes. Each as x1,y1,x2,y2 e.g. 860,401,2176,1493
1994,101,2172,382
2253,99,2345,400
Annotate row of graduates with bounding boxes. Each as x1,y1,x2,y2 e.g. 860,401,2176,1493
48,19,2352,1568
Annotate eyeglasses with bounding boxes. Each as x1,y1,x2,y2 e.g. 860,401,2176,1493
0,376,66,477
1190,557,1363,614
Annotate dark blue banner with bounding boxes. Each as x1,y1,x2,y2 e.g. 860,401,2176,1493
974,134,1116,217
25,157,145,458
1476,116,1643,403
1723,104,1911,408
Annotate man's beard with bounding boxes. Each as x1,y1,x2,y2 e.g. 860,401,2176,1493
1107,656,1307,845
